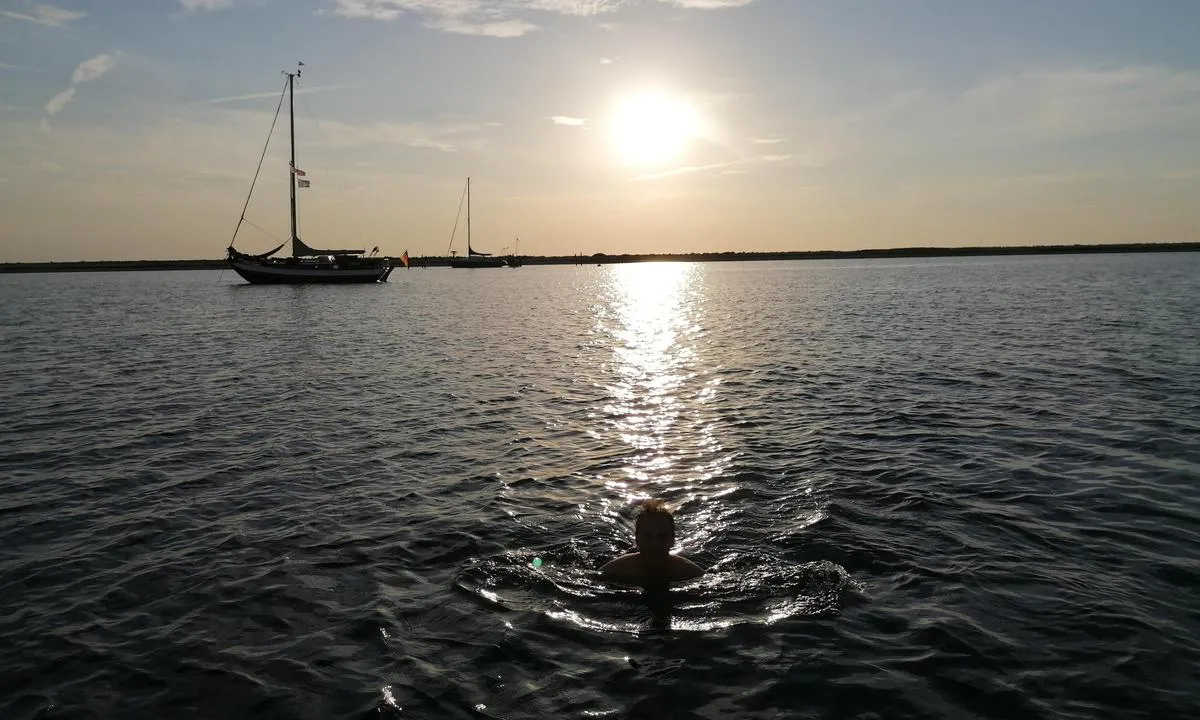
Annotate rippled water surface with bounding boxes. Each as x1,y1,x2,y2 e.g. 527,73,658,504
2,254,1198,719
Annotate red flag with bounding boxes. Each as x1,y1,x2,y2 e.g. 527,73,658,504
400,250,410,268
292,168,306,177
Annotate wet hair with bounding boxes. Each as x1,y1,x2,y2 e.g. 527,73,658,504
635,499,675,531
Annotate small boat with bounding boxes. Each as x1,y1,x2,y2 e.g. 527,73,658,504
448,177,505,269
226,64,393,284
504,236,523,268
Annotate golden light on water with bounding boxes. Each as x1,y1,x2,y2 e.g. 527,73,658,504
609,90,704,167
599,262,700,490
589,261,740,564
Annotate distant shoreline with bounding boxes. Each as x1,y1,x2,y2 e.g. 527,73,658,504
1,242,1196,273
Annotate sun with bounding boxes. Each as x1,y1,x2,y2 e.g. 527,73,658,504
609,91,703,167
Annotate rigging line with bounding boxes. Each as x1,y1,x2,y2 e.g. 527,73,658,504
446,180,468,255
243,218,283,243
228,77,288,250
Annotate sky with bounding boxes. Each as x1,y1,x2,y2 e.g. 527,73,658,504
1,0,1199,261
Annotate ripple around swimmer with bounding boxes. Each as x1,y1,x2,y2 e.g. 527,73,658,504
452,548,864,634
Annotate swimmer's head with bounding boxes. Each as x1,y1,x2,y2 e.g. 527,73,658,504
634,499,676,555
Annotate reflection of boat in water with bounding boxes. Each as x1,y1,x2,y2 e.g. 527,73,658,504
447,177,505,269
226,64,393,284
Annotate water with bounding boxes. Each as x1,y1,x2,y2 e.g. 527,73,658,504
1,253,1197,719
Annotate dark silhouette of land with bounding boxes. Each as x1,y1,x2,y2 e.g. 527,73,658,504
1,242,1196,273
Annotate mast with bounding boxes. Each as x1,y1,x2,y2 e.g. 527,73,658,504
287,66,299,243
466,176,471,255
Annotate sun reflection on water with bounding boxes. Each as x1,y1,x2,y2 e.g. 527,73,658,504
592,262,735,547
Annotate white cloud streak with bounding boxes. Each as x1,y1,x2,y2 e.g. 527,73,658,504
179,0,235,9
185,84,356,107
666,0,754,7
328,0,755,36
44,87,75,116
41,53,116,128
71,54,116,84
549,115,586,126
0,2,86,26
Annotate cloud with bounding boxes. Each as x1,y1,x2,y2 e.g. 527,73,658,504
631,148,800,182
549,115,586,126
71,54,116,84
186,84,355,106
956,66,1200,139
179,0,235,9
44,87,75,116
328,0,755,35
40,53,116,128
407,137,458,152
664,0,755,7
0,63,41,72
798,64,1200,173
0,2,86,26
749,136,784,144
633,160,745,181
429,15,539,37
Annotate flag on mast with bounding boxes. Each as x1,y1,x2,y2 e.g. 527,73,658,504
400,251,410,268
297,179,311,188
292,168,306,177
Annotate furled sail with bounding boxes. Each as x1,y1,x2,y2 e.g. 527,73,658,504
292,236,364,257
229,240,287,259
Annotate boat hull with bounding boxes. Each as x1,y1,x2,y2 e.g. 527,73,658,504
227,255,393,284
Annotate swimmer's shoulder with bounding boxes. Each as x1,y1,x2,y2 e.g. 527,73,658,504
668,554,704,580
600,553,642,581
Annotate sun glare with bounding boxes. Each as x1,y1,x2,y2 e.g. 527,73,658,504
609,91,703,167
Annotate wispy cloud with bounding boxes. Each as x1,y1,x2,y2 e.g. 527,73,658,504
0,2,86,26
44,87,75,116
749,136,784,144
185,84,355,106
0,62,41,72
803,64,1200,171
632,147,795,181
429,15,538,37
667,0,756,8
41,53,115,129
407,137,457,152
71,54,115,84
329,0,754,36
957,66,1200,139
633,159,746,181
549,115,586,126
179,0,235,9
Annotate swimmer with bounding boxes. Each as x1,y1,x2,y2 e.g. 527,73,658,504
601,499,704,585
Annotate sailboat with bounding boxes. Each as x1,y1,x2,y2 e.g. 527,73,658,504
504,236,523,268
226,64,393,284
448,177,505,269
